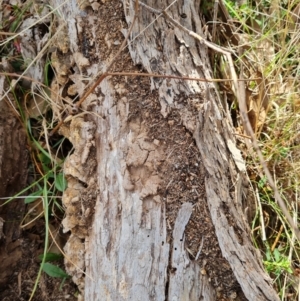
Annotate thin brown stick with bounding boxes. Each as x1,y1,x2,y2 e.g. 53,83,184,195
271,224,284,252
0,31,16,36
49,119,65,136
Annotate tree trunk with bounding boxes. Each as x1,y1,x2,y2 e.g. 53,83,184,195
52,0,280,300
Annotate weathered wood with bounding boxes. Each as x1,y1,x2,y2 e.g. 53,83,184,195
82,0,217,298
52,0,280,300
194,100,279,300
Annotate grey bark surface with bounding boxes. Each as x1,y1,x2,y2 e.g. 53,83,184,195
53,0,280,300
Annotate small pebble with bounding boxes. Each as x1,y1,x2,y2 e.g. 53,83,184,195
153,139,160,146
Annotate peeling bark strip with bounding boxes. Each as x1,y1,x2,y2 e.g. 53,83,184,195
53,0,280,299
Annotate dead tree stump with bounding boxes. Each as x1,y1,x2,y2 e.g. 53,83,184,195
51,0,280,299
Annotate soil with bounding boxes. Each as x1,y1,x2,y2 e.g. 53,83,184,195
0,230,78,301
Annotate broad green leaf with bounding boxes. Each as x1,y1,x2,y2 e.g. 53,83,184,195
42,263,69,278
38,252,63,262
274,249,280,263
265,249,271,261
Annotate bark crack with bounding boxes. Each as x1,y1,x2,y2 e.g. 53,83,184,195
164,240,173,301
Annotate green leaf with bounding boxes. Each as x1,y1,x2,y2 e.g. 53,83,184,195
265,249,271,261
279,147,289,158
38,252,63,262
25,190,43,204
274,249,280,262
42,263,69,278
258,176,267,189
47,171,54,179
59,277,68,291
55,173,67,192
38,152,51,166
286,266,293,274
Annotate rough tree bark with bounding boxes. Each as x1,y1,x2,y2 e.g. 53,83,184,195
51,0,280,300
0,83,28,288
